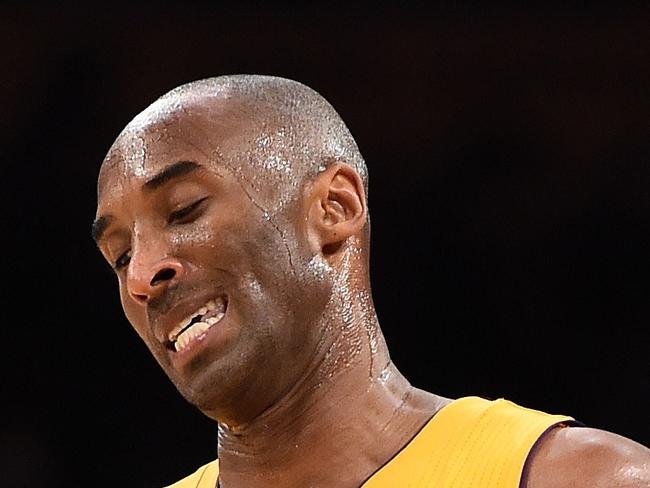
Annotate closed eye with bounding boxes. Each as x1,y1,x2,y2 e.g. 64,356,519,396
115,250,132,270
168,197,209,224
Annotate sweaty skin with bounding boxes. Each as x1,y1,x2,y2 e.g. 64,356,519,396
94,75,650,488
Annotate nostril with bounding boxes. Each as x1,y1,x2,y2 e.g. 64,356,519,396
151,268,176,286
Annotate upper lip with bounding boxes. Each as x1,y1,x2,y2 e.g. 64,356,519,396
150,293,227,346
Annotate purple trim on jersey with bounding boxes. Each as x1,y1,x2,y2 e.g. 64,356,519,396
519,419,585,488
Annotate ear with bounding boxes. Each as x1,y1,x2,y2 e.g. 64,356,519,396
306,162,367,255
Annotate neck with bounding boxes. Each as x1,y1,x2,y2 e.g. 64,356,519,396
216,324,447,487
215,248,449,487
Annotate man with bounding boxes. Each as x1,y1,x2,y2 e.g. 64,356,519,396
93,75,650,487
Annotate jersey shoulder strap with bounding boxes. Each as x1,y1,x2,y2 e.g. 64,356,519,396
164,459,219,488
362,396,574,488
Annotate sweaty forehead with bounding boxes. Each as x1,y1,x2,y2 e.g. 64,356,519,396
98,96,260,195
96,92,313,218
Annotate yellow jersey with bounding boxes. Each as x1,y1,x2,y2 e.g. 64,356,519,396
166,396,574,488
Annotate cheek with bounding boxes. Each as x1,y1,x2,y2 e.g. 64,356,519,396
169,221,217,250
217,221,295,302
239,231,329,323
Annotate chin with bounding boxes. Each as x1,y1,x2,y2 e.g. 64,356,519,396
169,355,253,415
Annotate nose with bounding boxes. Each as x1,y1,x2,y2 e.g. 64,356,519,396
126,253,185,305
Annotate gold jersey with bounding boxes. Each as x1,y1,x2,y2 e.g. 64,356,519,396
166,396,574,488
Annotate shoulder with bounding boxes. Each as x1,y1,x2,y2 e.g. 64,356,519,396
526,426,650,488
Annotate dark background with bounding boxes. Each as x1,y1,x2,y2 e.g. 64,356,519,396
1,3,648,487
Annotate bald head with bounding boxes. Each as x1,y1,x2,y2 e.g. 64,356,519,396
100,75,368,217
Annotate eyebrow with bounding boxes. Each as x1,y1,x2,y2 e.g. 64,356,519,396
92,161,206,243
91,215,114,243
144,160,202,191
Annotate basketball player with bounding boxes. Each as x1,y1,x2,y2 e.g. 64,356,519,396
93,75,650,487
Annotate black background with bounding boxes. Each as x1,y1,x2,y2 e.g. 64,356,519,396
2,3,649,487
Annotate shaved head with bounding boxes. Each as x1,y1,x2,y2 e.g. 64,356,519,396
99,74,368,218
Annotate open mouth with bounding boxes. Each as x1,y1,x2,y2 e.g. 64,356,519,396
166,296,228,352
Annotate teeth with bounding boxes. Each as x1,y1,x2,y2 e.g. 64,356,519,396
206,312,225,325
174,321,210,352
168,320,189,342
170,299,228,351
168,297,226,342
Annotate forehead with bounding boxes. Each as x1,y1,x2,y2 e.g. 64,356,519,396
98,98,246,194
96,93,307,217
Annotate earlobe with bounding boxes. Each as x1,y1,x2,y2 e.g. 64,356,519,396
307,162,367,254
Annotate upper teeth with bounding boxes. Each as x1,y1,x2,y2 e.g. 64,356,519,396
168,298,226,349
